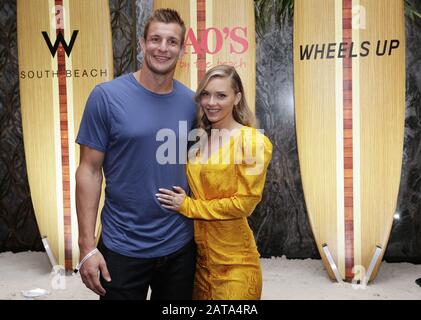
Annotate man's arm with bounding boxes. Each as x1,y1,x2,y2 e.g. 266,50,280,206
76,145,110,296
76,145,104,252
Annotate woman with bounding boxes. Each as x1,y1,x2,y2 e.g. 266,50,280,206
156,65,272,300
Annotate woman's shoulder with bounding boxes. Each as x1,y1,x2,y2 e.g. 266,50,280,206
239,126,273,151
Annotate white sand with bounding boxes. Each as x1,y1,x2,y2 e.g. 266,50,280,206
0,251,420,300
261,256,421,300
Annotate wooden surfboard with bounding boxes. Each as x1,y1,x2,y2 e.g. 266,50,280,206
153,0,256,112
294,0,405,282
17,0,113,270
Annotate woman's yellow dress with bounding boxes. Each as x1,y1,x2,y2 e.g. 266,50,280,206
179,126,273,300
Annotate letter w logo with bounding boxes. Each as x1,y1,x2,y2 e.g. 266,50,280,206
42,30,79,57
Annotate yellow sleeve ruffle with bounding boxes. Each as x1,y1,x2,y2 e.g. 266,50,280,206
179,132,273,220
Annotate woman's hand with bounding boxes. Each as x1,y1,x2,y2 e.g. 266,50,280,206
156,186,186,211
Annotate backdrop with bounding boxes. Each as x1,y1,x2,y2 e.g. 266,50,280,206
0,0,420,262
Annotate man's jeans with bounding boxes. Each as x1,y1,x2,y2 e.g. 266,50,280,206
98,239,196,300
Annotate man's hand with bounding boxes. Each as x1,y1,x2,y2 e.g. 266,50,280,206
156,186,186,211
79,249,111,296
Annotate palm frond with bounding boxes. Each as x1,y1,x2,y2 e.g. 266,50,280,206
405,0,421,22
254,0,293,38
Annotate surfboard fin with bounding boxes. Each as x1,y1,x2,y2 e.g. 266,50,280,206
322,243,344,283
363,245,383,286
42,237,59,270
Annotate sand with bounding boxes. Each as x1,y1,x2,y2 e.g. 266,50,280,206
0,251,420,300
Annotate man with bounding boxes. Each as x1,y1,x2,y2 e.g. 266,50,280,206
75,9,196,300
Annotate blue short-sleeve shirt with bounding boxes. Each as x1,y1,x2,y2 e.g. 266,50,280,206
76,73,196,258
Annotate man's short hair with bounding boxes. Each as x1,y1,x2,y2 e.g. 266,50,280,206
143,8,186,48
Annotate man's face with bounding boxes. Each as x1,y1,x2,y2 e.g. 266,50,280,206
141,21,184,76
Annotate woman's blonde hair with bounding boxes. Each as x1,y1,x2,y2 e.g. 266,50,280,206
194,65,255,135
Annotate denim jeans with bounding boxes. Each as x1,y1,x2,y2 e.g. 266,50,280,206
98,239,196,300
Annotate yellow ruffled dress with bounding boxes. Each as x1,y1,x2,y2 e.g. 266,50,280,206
179,126,273,300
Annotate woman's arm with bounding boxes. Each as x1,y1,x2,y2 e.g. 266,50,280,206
157,135,273,220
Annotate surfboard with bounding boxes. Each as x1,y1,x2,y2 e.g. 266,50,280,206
17,0,113,270
153,0,256,112
294,0,405,283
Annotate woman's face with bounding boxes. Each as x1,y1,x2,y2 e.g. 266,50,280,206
200,77,241,128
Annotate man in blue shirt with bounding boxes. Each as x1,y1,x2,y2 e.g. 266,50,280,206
75,8,196,300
